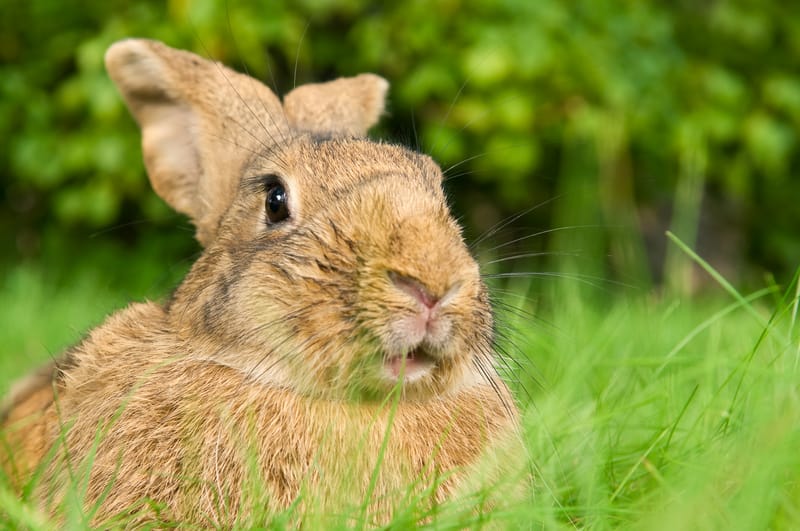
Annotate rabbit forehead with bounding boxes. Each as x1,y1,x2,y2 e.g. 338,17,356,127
249,136,442,192
294,139,447,221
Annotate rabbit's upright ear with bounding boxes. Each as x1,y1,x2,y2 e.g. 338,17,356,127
105,39,289,246
283,74,389,137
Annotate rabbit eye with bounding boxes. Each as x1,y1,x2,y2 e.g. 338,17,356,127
265,180,290,223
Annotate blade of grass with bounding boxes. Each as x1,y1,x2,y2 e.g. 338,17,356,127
655,286,777,375
665,231,787,344
0,484,51,530
357,373,404,528
660,384,698,463
790,266,800,370
610,427,669,502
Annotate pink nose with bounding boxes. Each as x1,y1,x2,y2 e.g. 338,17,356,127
388,271,439,309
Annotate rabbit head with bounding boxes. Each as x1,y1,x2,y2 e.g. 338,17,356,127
106,39,495,402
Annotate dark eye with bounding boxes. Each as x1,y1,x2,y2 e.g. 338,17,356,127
265,179,290,224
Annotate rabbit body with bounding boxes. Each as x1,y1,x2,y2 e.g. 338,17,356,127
1,39,520,526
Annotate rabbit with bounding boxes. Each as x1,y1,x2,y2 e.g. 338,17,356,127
0,38,523,526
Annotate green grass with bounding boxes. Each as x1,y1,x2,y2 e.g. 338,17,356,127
1,245,799,528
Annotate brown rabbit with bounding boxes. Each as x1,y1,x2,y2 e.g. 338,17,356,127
0,39,522,526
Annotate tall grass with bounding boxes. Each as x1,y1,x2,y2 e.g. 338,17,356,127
1,239,799,528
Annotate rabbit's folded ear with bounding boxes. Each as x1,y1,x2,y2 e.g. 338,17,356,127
283,74,389,137
105,39,289,246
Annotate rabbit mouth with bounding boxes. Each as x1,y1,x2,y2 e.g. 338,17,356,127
383,347,435,382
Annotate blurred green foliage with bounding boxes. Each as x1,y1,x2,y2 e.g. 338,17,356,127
2,0,799,287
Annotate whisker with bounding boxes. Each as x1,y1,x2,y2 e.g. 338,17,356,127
193,33,293,162
489,340,534,402
470,197,564,251
434,88,526,164
205,129,289,172
491,325,536,369
191,18,290,152
442,169,479,183
410,111,420,153
221,0,295,158
482,224,610,254
492,304,563,343
442,152,491,178
225,1,250,77
493,334,540,387
428,76,472,158
472,349,516,419
293,21,311,89
484,251,581,266
482,271,636,291
490,298,543,327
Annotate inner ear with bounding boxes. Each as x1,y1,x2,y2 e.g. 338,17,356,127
283,74,389,137
105,38,289,246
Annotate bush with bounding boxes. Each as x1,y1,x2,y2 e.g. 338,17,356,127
2,0,799,286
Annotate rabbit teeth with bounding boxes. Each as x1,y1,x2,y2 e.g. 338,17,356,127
383,347,435,382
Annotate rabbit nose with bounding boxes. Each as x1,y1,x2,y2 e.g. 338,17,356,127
388,271,439,309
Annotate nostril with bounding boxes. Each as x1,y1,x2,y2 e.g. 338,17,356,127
388,271,439,309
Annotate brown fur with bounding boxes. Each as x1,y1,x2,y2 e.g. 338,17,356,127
0,363,61,492
0,39,522,526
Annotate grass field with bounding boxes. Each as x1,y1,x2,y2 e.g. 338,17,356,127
1,240,799,529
